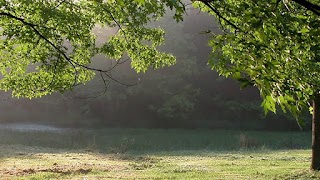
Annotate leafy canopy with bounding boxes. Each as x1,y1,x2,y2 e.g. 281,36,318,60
193,0,320,124
0,0,185,98
1,0,319,124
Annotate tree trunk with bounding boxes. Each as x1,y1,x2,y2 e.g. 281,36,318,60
311,93,320,170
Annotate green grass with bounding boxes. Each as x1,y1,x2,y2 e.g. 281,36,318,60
0,128,317,179
0,128,311,152
0,145,319,179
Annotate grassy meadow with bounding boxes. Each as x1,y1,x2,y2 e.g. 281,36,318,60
0,128,319,179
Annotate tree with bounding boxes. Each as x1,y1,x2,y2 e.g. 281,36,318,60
192,0,320,170
0,0,185,98
0,0,264,129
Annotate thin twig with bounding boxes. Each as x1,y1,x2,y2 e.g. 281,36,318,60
200,1,240,31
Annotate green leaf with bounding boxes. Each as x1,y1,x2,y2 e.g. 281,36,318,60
262,95,276,114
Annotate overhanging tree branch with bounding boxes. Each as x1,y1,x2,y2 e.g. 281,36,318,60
0,11,79,87
0,11,136,92
292,0,320,15
198,0,320,16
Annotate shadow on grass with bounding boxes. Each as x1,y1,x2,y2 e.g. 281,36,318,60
0,128,311,155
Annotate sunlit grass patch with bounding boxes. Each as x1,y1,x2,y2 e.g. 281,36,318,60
1,145,318,179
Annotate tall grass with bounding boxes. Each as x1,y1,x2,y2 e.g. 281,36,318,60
0,128,311,153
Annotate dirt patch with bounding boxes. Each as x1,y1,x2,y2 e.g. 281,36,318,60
1,166,92,177
39,167,92,175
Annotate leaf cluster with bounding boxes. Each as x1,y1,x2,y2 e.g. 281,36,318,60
193,0,320,123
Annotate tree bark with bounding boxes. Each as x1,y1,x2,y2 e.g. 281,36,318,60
311,93,320,170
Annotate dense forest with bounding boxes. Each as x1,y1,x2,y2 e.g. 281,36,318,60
0,8,309,131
